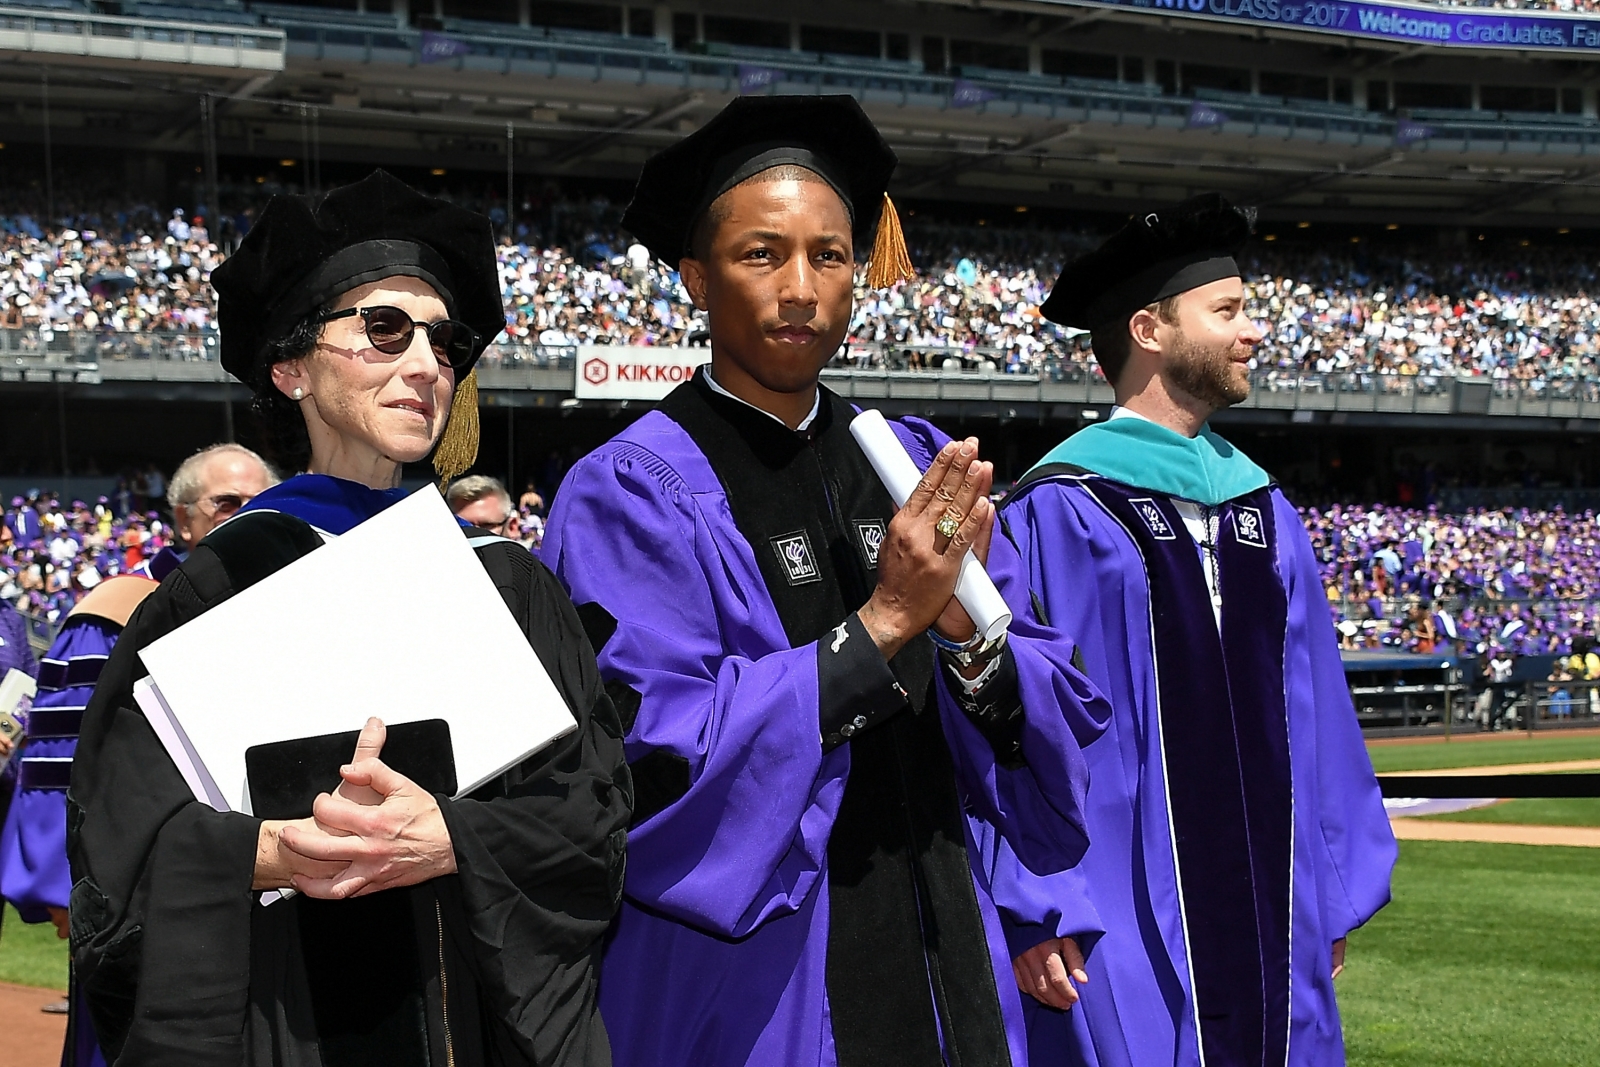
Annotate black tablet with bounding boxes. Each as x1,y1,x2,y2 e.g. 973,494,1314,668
244,719,457,820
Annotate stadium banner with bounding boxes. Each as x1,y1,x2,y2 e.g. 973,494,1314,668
574,345,711,401
1051,0,1600,53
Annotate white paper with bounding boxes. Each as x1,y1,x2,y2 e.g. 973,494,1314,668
849,409,1013,642
134,676,230,812
138,486,576,814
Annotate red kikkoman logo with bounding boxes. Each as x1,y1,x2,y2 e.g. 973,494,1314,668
582,357,609,385
611,363,696,382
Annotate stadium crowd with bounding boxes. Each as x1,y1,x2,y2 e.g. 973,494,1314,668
0,479,550,630
1306,501,1600,658
1432,0,1600,11
4,190,1600,395
2,466,1592,663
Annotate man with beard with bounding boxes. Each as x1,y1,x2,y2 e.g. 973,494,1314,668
542,95,1110,1067
997,195,1395,1067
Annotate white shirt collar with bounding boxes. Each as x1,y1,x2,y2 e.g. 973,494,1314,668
704,367,821,432
1108,405,1150,424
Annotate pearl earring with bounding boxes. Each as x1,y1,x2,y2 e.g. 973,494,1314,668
291,387,305,400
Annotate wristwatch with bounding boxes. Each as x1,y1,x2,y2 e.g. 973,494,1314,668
929,627,1009,670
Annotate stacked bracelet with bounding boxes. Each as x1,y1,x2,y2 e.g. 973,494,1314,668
929,628,1009,670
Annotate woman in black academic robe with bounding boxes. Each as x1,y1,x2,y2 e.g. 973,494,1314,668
66,171,630,1067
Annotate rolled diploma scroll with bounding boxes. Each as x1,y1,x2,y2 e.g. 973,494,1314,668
849,409,1013,642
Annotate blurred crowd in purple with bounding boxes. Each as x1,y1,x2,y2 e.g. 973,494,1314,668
0,478,548,633
1306,502,1600,659
2,470,1592,667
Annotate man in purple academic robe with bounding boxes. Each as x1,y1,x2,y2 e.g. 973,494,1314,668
543,95,1109,1067
998,195,1395,1067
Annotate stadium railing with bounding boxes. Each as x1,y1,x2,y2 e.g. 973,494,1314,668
0,2,283,69
7,331,1600,418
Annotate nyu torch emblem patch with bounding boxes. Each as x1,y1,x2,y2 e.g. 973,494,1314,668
1130,498,1177,540
1232,506,1268,549
771,530,822,585
854,519,887,566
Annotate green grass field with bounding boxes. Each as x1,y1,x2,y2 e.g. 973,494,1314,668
1341,841,1600,1067
1366,732,1600,773
3,739,1593,1067
0,903,67,989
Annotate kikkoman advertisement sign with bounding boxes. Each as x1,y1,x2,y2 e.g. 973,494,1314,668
574,345,712,402
1057,0,1600,53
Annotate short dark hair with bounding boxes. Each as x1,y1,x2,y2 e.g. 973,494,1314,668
247,310,325,473
1089,294,1181,388
687,164,834,261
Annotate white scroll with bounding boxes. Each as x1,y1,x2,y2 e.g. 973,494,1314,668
848,409,1013,642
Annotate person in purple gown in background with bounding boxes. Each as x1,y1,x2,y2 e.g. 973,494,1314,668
998,194,1396,1067
0,443,274,1067
0,595,38,912
543,94,1111,1067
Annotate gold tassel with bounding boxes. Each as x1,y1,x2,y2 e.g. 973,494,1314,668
432,368,479,485
864,192,916,289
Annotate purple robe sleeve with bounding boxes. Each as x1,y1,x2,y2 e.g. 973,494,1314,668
1273,491,1396,940
891,417,1110,877
1,615,116,922
543,441,847,938
0,600,38,679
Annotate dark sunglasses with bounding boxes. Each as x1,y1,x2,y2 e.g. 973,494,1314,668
190,493,249,518
318,305,479,371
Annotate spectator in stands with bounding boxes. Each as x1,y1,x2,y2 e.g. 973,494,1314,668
518,479,545,515
1547,658,1574,719
156,443,278,579
446,474,518,538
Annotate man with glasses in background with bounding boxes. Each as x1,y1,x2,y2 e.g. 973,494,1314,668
142,443,279,580
0,441,275,1066
447,474,521,539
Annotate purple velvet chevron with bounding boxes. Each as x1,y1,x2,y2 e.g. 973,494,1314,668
1083,481,1292,1067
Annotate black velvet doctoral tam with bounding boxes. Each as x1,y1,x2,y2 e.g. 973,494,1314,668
621,94,898,264
1041,192,1255,330
210,169,505,389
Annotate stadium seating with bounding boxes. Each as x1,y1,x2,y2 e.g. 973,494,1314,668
1306,502,1600,658
0,194,1595,398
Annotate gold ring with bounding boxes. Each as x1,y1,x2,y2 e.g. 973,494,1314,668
935,512,962,539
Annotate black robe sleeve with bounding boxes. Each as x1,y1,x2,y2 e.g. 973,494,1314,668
439,541,630,1067
66,516,630,1067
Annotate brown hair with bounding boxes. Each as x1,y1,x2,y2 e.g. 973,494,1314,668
1089,294,1181,388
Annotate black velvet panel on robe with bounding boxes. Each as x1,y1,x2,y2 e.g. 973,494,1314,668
67,510,630,1067
1081,481,1293,1067
656,372,1010,1067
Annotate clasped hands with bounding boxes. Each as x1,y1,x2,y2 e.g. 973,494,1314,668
251,717,456,898
858,437,995,666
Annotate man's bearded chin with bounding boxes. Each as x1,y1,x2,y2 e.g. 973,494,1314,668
1166,331,1251,410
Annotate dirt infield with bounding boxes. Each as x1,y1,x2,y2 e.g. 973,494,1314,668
1391,758,1600,777
0,981,66,1067
1368,726,1600,747
1389,818,1600,848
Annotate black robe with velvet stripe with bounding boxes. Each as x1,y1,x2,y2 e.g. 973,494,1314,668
66,509,631,1067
